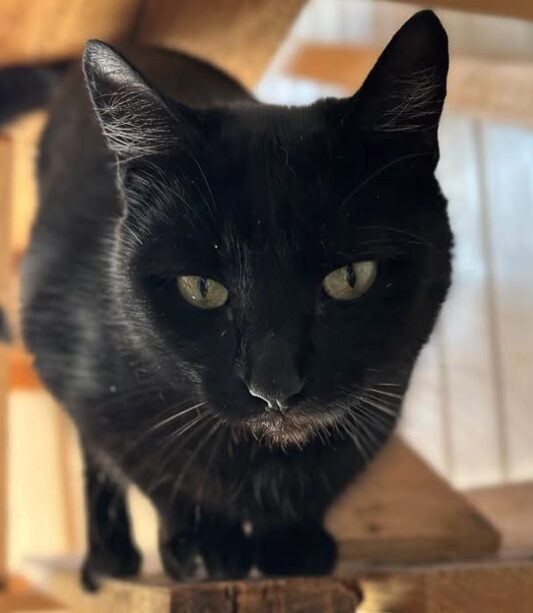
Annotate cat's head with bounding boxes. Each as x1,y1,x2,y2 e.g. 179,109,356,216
83,11,452,448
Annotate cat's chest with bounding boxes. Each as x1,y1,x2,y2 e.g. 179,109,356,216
181,441,341,521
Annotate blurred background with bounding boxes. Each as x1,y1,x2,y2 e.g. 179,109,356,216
0,0,532,586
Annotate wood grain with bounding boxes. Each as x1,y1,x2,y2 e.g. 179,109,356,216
136,0,307,89
358,559,533,613
44,557,533,613
42,480,533,612
0,135,13,586
49,571,361,613
0,0,143,66
467,482,533,556
326,438,500,565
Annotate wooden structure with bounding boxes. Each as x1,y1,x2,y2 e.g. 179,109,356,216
0,135,11,588
39,481,533,612
0,0,532,611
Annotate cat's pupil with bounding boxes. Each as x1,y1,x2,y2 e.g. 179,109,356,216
199,278,209,298
345,264,356,288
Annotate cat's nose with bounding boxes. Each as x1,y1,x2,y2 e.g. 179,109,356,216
247,379,304,413
244,338,304,412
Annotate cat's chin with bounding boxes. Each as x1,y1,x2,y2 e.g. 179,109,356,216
241,410,339,448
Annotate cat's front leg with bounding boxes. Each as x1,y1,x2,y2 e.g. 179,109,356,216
81,448,141,591
253,519,337,577
157,494,199,580
158,497,252,580
197,509,252,579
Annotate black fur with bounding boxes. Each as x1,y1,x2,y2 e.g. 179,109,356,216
0,60,71,125
14,11,451,586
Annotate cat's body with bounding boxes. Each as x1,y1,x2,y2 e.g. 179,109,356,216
8,11,452,587
23,44,373,582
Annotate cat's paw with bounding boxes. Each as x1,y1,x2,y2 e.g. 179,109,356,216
81,543,142,591
254,523,337,576
159,533,198,581
199,524,253,579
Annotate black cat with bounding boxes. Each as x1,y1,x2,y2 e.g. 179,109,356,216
2,10,452,588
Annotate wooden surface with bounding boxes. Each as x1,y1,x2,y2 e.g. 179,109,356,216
49,571,361,613
137,0,307,88
286,44,533,128
467,482,533,557
0,576,64,612
0,0,143,66
41,481,533,613
393,0,533,21
326,438,499,565
45,558,533,613
0,136,13,586
357,559,533,613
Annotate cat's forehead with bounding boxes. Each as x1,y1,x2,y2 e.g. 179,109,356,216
211,103,333,160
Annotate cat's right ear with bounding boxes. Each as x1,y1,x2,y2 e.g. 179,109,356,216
82,41,192,161
339,11,448,153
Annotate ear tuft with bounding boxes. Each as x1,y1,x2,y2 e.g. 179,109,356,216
82,40,179,161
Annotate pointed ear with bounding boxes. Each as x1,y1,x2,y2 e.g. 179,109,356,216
349,11,448,144
82,41,185,161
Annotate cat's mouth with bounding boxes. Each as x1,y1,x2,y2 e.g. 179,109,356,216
242,408,342,448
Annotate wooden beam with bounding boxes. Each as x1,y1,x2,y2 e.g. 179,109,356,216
136,0,307,89
0,135,13,587
286,44,533,128
0,0,143,66
44,557,533,613
0,576,64,611
49,570,361,613
357,559,533,613
392,0,533,22
327,438,499,565
40,479,533,612
467,482,533,556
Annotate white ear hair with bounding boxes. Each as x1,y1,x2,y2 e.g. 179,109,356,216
82,40,180,162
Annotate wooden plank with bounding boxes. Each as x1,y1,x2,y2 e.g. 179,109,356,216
43,480,533,612
467,482,533,556
0,576,64,612
136,0,307,88
476,123,533,481
0,0,143,66
326,438,500,565
435,116,503,487
285,44,533,128
391,0,533,22
359,559,533,613
44,557,533,613
49,570,361,613
0,135,13,586
4,113,46,256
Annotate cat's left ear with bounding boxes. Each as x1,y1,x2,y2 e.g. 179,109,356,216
83,41,192,161
343,10,448,149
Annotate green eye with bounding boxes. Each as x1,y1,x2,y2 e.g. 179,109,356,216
177,275,228,309
323,261,377,301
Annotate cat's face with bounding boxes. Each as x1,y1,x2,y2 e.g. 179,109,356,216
84,11,452,447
